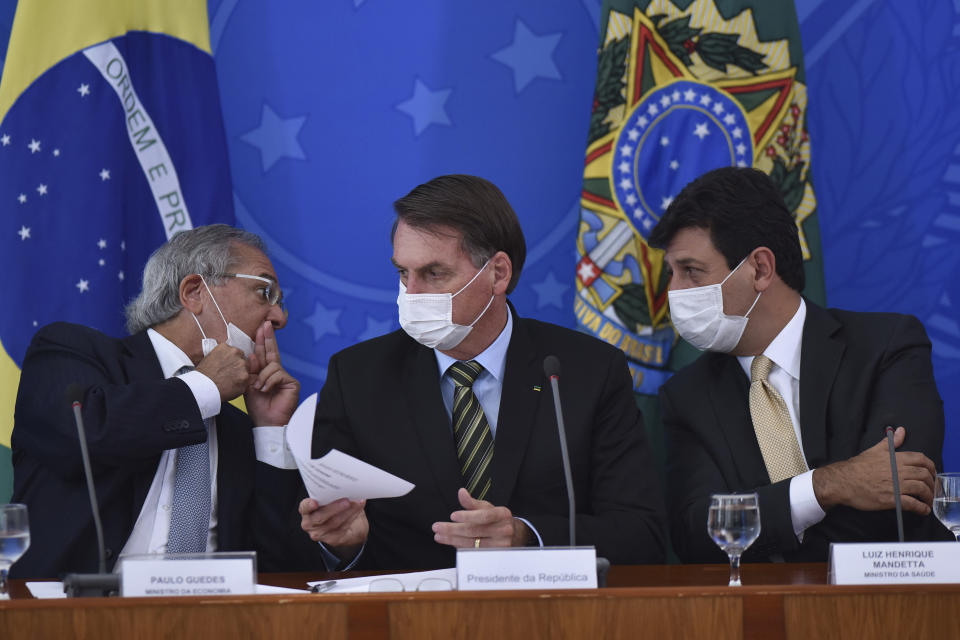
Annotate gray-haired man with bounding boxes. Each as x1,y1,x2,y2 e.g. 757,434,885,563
11,224,322,578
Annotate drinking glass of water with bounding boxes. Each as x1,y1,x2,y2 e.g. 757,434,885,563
708,493,760,587
934,473,960,541
0,503,30,598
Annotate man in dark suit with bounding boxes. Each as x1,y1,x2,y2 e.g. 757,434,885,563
299,175,667,569
12,225,320,578
649,167,948,563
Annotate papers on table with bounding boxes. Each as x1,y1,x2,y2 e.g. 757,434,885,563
306,568,457,593
26,581,67,598
25,581,310,598
285,393,414,504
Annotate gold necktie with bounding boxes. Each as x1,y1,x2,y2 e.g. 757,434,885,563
448,360,494,500
749,355,808,483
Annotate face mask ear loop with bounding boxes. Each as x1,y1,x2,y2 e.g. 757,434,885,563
719,255,750,286
199,275,230,330
191,312,209,340
452,258,493,298
744,291,762,318
467,294,496,328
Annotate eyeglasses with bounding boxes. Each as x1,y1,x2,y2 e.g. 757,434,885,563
214,273,285,311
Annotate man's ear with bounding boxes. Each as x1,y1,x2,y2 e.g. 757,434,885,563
750,247,777,292
180,274,206,314
490,251,513,296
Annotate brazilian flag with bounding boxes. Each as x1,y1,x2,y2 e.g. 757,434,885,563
0,0,234,501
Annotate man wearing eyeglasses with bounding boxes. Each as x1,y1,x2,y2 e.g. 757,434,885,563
11,224,323,578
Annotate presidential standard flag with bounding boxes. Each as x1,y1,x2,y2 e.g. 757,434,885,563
576,0,824,394
0,0,234,500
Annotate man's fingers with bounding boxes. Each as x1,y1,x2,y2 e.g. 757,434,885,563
299,498,319,516
450,505,510,524
899,494,932,516
899,477,934,506
262,322,280,364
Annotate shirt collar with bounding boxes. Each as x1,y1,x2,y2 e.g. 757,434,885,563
435,309,513,382
737,298,806,380
146,328,196,379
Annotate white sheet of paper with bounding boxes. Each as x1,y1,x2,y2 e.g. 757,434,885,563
26,581,67,599
306,568,457,593
286,393,415,504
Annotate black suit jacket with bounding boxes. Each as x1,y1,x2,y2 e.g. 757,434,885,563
312,309,667,570
11,322,321,578
661,302,950,563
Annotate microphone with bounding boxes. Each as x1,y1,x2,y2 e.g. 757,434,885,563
884,426,905,543
62,384,119,597
543,356,576,547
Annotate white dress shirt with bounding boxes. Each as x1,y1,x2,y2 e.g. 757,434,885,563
736,299,826,539
119,329,295,558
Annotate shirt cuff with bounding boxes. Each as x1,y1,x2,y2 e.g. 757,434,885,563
515,517,543,547
177,370,221,420
319,541,364,571
790,470,827,541
252,426,298,469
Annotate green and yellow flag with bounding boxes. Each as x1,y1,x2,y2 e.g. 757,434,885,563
576,0,824,394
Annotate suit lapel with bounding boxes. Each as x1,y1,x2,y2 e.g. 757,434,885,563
486,313,543,506
707,354,771,486
120,332,168,514
401,342,463,510
798,301,844,467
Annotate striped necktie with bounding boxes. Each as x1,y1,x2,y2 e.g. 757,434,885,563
167,365,211,553
448,360,494,500
749,355,808,483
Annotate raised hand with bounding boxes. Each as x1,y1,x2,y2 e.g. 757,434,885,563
244,321,300,426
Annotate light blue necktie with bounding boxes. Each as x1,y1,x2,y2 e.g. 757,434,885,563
166,365,211,554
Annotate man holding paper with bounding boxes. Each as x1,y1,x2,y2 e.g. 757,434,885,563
11,225,323,578
300,175,667,570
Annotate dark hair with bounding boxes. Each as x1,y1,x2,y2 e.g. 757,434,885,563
648,166,805,291
392,175,527,293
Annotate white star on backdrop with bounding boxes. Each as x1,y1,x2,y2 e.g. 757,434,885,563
618,161,630,173
17,194,26,204
736,143,747,155
98,258,105,267
76,279,90,293
724,114,736,126
659,95,671,108
670,160,680,170
627,128,640,141
1,134,10,146
732,127,743,139
712,102,725,115
118,271,125,281
52,148,60,157
683,89,696,101
699,94,712,106
619,177,632,190
646,104,659,117
660,136,670,146
619,144,633,157
18,226,30,241
660,196,674,210
99,168,111,181
78,84,90,97
36,184,47,195
97,238,107,249
693,122,710,140
671,90,681,102
625,193,638,206
28,139,41,153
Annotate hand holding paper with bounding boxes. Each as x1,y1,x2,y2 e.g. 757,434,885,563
286,394,414,553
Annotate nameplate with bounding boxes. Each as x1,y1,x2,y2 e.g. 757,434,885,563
456,546,597,590
119,553,256,597
829,542,960,585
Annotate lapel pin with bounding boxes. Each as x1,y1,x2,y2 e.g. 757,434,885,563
532,385,542,392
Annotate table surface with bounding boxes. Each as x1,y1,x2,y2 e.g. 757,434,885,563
0,561,885,599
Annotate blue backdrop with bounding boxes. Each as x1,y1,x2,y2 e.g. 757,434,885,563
0,0,956,469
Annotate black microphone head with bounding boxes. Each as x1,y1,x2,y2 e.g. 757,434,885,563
65,383,86,405
543,355,561,378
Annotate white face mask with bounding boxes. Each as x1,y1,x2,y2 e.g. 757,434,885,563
397,259,494,350
192,276,257,358
667,256,761,353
